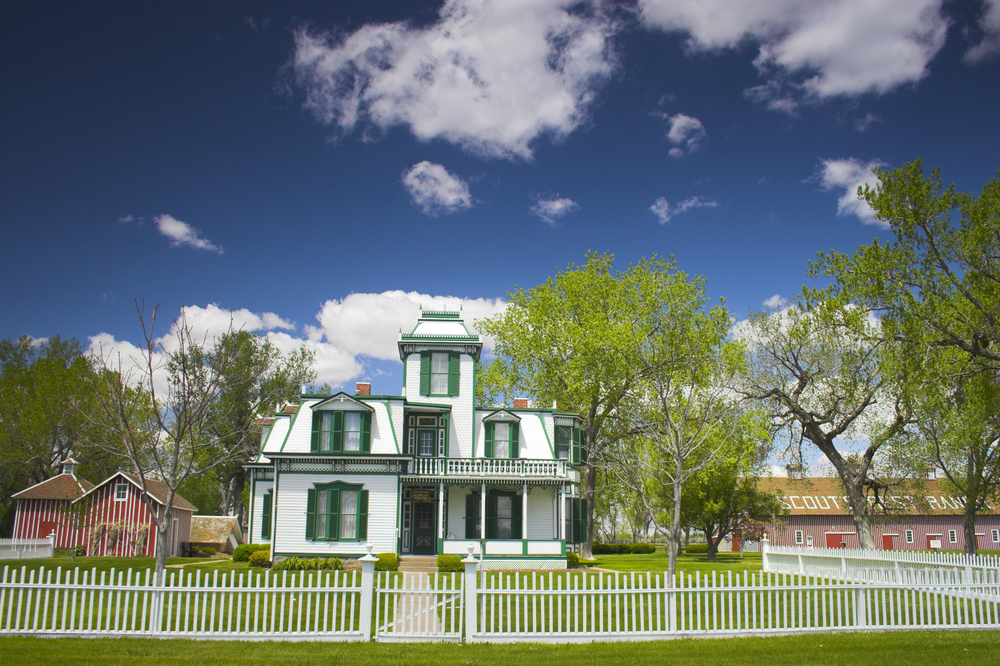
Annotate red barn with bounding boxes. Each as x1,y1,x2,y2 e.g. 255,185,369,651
760,477,1000,551
11,459,93,549
74,472,197,558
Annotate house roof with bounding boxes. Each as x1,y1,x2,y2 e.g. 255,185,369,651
12,473,94,501
190,516,243,545
758,477,999,517
75,471,197,512
397,310,483,360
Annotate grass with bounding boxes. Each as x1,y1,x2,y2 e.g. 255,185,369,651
0,555,217,580
591,548,763,577
1,631,997,666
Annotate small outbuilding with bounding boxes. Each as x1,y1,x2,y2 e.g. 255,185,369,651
189,515,244,555
11,459,93,548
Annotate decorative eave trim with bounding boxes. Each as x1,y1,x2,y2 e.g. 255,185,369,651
482,409,521,423
312,392,375,412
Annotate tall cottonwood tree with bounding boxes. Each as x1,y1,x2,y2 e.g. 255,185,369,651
741,297,912,549
478,253,688,559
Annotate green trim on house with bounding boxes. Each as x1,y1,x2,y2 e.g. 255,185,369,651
248,476,255,543
273,551,372,559
406,401,454,410
383,402,401,454
278,403,303,453
536,414,555,458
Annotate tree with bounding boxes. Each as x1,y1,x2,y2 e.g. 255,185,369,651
88,304,256,581
206,330,315,526
477,252,671,559
741,297,912,549
0,335,119,536
679,445,784,561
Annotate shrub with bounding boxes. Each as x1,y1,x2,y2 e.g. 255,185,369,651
566,552,581,567
74,545,86,557
248,550,271,568
375,553,398,571
591,542,656,555
233,543,270,562
272,556,342,572
192,546,216,557
437,554,463,573
685,544,708,554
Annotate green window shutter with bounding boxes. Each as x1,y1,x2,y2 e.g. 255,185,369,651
261,491,272,540
512,493,523,539
419,352,431,396
448,352,460,396
571,426,582,466
328,488,341,540
357,489,369,541
509,424,519,459
311,412,321,453
306,488,317,541
485,494,498,540
572,498,588,545
484,422,495,458
332,411,344,453
465,494,478,539
361,412,372,453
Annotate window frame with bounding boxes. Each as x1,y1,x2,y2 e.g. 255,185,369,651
555,425,571,461
992,529,999,543
484,420,519,459
306,482,368,542
114,481,129,502
311,409,371,454
794,530,803,545
948,529,957,544
905,529,914,544
261,490,273,540
419,351,460,397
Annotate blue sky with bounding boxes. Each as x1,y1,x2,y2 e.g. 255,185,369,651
2,0,999,397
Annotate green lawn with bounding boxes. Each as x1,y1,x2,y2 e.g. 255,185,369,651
592,549,763,578
1,631,997,666
0,555,217,580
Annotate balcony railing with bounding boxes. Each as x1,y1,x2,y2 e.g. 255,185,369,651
407,457,567,478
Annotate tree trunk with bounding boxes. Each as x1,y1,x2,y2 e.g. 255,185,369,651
963,499,979,556
705,528,718,561
668,464,683,584
153,506,170,585
582,461,596,559
842,480,877,549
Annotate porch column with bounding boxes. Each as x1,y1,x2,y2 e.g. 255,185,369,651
438,482,445,541
522,482,528,540
558,484,565,541
480,482,487,541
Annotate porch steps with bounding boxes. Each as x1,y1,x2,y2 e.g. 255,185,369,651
398,555,439,573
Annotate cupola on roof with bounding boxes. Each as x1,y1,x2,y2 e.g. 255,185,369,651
398,309,482,360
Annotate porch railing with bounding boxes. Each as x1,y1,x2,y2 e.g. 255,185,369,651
408,457,567,478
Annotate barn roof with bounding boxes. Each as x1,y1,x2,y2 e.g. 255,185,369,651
190,516,243,545
75,471,197,512
758,477,999,517
12,473,94,501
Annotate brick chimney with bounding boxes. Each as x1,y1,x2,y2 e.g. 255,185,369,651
356,382,371,396
513,398,528,409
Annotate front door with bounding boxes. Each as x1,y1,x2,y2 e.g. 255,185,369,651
413,502,436,555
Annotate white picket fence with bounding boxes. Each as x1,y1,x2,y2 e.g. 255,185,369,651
0,565,367,640
0,537,54,560
374,571,464,641
763,542,1000,586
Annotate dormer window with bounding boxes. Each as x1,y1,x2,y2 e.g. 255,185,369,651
419,352,459,396
311,407,372,454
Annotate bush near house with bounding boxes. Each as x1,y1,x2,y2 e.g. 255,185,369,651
684,544,708,554
271,557,342,572
437,554,463,572
375,553,398,571
591,543,656,555
248,550,271,568
232,544,270,562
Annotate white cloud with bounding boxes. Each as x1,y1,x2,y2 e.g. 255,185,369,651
290,0,617,160
640,0,949,107
819,157,886,227
763,294,788,309
853,112,881,132
401,162,473,216
966,0,1000,63
649,195,718,224
530,196,579,226
154,214,223,253
663,113,706,156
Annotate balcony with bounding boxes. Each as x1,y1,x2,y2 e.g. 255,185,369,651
406,457,568,478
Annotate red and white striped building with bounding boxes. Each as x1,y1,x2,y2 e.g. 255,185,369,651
75,472,197,558
11,459,93,549
760,477,1000,551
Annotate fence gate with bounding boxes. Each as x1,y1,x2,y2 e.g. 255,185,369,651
374,571,463,641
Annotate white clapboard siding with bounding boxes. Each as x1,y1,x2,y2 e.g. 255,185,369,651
527,488,556,540
274,474,396,556
251,481,274,543
446,487,470,539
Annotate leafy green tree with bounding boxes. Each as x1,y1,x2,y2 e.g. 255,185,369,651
742,297,912,550
0,335,119,536
478,253,667,558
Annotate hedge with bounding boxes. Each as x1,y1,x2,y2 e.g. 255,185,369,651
233,543,270,562
684,544,709,554
271,556,342,572
248,550,271,568
375,553,398,571
591,542,656,555
437,554,463,573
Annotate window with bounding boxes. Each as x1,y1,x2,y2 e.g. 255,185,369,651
555,425,571,460
486,491,522,540
485,421,519,458
465,494,481,539
418,430,436,456
261,490,273,540
311,410,371,454
419,352,459,396
905,530,914,544
115,481,128,502
992,529,998,543
306,483,368,542
794,530,803,545
949,529,957,544
566,498,587,544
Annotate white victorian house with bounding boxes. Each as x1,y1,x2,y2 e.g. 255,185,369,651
246,310,587,569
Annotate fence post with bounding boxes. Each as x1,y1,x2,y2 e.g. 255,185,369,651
853,582,867,629
761,534,769,571
46,535,55,558
358,544,378,640
462,545,478,642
